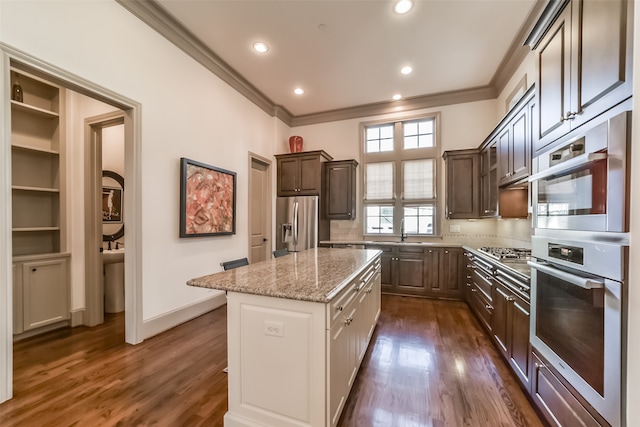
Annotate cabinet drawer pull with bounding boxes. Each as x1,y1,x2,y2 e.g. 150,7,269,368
535,362,546,369
485,304,493,311
471,288,477,292
366,287,373,294
336,305,343,311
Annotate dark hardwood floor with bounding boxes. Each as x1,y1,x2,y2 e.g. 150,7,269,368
0,295,542,426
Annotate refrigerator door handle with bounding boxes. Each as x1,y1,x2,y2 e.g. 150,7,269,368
293,201,299,245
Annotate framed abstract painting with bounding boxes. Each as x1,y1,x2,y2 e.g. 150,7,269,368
180,157,237,237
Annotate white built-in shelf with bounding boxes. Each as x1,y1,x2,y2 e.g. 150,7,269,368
11,100,59,119
12,185,60,193
12,227,61,232
11,143,60,155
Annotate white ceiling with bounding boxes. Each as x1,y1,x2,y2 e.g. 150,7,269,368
154,0,539,117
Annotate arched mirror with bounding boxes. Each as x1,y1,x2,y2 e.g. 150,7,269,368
102,170,124,242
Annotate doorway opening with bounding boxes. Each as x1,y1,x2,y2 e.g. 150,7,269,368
85,112,126,327
248,153,272,263
1,47,142,403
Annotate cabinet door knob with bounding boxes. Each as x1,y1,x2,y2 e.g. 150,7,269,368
336,305,343,311
31,268,37,272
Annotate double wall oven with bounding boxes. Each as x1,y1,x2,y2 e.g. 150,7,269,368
528,236,626,426
530,110,630,233
528,109,630,426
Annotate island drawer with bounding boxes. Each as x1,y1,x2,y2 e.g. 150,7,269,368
327,257,380,329
328,282,359,328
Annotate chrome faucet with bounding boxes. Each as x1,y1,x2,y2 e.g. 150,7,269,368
400,218,407,242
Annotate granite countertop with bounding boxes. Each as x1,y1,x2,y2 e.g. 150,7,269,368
187,248,381,303
320,240,463,248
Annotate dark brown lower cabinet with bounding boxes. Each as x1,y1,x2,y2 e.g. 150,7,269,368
438,248,464,298
362,245,464,300
395,251,427,296
366,245,394,293
491,283,531,389
466,250,531,391
531,350,605,427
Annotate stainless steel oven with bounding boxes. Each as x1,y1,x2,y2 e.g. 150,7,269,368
529,110,630,232
528,235,626,426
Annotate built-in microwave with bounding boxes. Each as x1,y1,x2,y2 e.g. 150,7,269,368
529,110,630,233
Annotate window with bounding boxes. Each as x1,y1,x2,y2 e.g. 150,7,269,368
362,115,439,236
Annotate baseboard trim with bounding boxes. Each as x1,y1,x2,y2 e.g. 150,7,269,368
13,320,70,342
142,292,227,340
70,309,85,327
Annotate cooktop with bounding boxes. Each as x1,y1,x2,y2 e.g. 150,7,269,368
477,247,531,261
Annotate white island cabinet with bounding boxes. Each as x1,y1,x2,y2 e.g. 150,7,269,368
187,248,382,427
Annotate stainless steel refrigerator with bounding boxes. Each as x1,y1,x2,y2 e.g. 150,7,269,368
276,196,319,252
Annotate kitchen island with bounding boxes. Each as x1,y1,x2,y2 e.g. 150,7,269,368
187,248,382,427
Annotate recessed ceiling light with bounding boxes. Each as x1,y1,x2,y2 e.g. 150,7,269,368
401,66,413,75
253,42,269,53
294,88,305,95
392,94,402,101
394,0,413,14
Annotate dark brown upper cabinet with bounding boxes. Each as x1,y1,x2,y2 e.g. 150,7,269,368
324,159,358,220
527,0,633,152
443,149,480,219
480,141,498,217
275,150,332,197
497,91,534,187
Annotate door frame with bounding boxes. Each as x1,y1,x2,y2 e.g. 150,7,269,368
85,112,125,327
247,152,272,263
0,43,143,403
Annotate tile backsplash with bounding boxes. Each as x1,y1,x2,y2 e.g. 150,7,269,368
329,217,533,248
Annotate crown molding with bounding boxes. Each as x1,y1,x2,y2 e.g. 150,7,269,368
491,0,549,95
117,0,541,128
115,0,291,121
524,0,569,49
290,86,496,127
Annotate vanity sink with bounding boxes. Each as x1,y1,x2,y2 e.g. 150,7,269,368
103,248,125,264
103,248,125,313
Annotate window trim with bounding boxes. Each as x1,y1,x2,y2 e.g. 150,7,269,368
360,112,442,239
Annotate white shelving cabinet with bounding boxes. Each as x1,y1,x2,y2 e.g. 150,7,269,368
10,66,70,335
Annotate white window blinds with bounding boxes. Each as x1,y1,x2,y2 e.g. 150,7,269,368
365,162,394,200
403,159,434,199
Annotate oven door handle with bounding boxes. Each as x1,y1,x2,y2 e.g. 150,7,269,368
527,260,604,289
528,152,607,182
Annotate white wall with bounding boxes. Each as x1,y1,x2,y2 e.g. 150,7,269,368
0,1,281,323
496,51,536,120
66,92,121,312
292,99,502,243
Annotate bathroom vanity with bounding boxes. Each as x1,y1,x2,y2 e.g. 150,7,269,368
187,248,381,427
